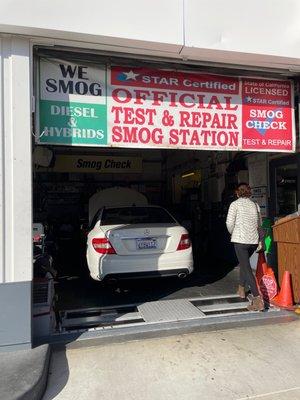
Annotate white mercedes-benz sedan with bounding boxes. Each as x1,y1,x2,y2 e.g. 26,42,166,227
86,205,194,281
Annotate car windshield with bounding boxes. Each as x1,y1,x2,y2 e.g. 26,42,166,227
100,207,176,226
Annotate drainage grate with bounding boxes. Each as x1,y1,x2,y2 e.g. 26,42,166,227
204,308,250,316
191,297,247,307
59,305,144,332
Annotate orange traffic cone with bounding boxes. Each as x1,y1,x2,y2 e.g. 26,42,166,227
256,252,266,283
271,271,294,309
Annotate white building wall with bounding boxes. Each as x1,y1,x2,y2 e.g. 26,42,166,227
0,36,32,283
0,0,184,56
1,0,300,69
183,0,300,69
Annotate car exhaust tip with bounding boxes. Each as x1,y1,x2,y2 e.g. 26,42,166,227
106,277,118,285
178,272,187,279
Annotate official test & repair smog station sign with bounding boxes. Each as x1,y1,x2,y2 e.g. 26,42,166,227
37,58,295,152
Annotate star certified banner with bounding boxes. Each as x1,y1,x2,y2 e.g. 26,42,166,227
37,58,295,152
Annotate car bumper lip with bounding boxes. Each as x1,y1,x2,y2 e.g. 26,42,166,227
102,268,192,281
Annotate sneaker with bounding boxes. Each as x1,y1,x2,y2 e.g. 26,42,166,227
247,295,265,311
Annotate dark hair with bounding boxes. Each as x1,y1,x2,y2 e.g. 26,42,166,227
236,183,251,198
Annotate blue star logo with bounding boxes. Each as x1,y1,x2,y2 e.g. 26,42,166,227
117,73,127,81
116,71,140,81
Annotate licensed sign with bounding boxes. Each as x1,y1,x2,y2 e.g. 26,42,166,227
37,59,295,152
47,155,142,173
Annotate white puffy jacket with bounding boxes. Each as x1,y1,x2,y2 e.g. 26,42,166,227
226,198,261,244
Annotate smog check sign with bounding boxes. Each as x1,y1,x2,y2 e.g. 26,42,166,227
49,155,142,173
37,59,295,152
241,79,294,151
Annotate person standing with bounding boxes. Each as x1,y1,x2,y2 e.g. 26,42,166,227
226,183,264,311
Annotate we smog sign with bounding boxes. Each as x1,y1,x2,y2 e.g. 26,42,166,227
37,58,295,152
38,58,107,146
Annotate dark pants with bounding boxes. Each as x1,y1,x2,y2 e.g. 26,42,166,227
234,243,259,297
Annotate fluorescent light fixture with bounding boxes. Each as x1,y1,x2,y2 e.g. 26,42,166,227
181,172,195,179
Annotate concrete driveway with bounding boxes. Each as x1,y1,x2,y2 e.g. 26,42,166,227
43,319,300,400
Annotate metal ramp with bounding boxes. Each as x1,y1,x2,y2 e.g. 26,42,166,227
138,299,205,322
58,294,280,333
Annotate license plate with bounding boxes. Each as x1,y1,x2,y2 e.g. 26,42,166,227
136,238,157,250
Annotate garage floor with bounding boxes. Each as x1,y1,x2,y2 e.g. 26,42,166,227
41,247,287,342
55,257,239,310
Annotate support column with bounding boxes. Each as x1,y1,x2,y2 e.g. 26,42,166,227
0,36,32,350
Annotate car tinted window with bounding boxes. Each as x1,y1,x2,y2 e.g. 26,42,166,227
90,209,102,230
100,207,176,226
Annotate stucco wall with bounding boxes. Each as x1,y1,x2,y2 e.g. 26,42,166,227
0,37,32,283
1,0,300,68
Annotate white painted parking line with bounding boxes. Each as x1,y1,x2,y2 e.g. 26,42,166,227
236,387,300,400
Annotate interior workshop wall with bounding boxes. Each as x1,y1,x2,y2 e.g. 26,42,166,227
247,153,269,217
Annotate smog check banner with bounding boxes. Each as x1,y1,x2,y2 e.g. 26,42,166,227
37,59,295,152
